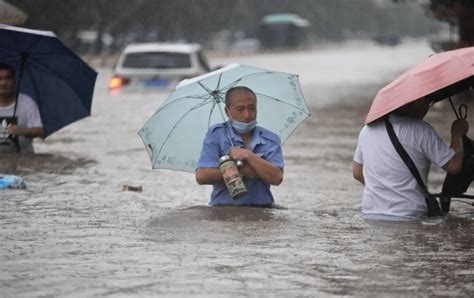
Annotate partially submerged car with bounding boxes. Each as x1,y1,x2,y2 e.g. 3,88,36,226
109,42,210,95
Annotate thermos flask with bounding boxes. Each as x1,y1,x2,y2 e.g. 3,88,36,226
219,155,248,199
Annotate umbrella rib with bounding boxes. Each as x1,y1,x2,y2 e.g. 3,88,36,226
216,73,223,90
156,94,212,113
0,46,24,58
207,70,309,109
221,78,243,91
207,70,309,116
206,98,228,127
208,101,217,128
1,35,45,64
198,81,214,94
220,71,274,91
152,99,214,166
27,66,42,116
154,80,217,114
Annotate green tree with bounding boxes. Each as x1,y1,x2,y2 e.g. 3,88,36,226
428,0,474,47
13,0,438,53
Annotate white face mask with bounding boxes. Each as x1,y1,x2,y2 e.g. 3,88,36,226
229,117,257,134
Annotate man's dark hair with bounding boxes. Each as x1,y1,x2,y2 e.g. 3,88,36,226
0,63,15,77
391,96,432,118
225,86,257,107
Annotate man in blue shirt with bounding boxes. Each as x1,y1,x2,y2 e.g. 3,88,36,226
195,86,284,206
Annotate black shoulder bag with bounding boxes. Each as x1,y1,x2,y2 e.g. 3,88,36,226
384,117,444,217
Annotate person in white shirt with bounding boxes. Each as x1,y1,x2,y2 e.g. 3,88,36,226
353,97,468,221
0,63,43,153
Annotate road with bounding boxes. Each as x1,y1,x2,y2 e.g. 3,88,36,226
1,39,473,297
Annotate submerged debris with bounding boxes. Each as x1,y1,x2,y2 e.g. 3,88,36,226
0,175,26,190
122,184,143,192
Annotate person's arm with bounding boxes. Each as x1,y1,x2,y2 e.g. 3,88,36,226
442,118,469,174
7,125,43,139
195,168,223,185
195,127,223,185
353,162,365,185
239,163,258,179
229,147,283,186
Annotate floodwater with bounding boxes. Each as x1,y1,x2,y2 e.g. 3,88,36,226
1,40,473,297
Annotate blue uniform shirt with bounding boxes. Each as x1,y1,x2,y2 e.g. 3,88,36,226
196,121,284,206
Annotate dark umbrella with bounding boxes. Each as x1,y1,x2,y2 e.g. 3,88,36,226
0,24,97,137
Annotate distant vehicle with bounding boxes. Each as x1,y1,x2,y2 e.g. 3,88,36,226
109,42,210,95
373,34,401,47
257,13,310,49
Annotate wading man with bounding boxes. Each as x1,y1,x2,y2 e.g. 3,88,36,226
353,97,469,221
0,63,43,153
195,86,284,206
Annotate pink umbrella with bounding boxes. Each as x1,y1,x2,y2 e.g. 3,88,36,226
365,46,474,124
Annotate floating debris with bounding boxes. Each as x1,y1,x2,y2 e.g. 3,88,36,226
0,175,26,190
122,184,143,192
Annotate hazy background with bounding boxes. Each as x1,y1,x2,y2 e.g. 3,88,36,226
1,1,473,296
11,0,467,57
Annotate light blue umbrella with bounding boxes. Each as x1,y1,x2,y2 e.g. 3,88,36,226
139,63,310,172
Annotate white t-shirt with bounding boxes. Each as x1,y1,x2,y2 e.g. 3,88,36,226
0,93,42,153
354,115,454,221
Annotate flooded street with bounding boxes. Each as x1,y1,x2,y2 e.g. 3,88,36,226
1,40,473,296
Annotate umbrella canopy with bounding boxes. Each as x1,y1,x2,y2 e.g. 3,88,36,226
139,63,310,172
0,24,97,137
261,13,310,27
365,46,474,124
0,1,27,25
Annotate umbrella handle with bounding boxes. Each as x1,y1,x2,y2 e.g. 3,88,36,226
448,97,468,121
448,97,459,119
12,52,29,119
448,97,468,120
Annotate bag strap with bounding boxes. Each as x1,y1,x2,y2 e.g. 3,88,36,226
384,117,429,194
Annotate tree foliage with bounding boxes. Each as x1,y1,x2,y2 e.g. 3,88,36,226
13,0,439,53
428,0,474,47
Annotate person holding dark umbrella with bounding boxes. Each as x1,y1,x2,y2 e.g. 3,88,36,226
0,24,97,143
0,63,43,153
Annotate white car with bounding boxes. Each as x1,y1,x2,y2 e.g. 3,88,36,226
109,42,210,94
